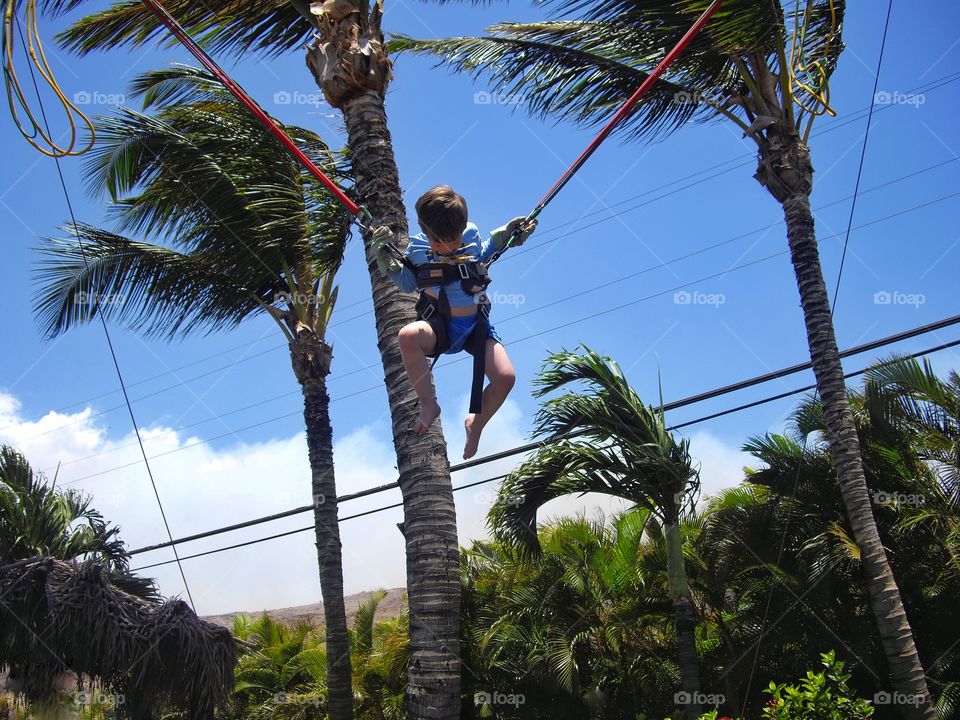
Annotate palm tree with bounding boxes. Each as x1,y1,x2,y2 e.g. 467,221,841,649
391,2,934,715
489,345,704,718
231,613,329,717
351,591,409,720
0,445,236,716
230,594,410,720
54,5,463,715
0,444,155,600
862,357,960,588
461,510,702,719
694,357,960,717
31,65,357,719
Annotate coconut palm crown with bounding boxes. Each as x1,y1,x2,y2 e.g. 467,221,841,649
392,2,938,716
47,1,464,713
31,63,358,719
491,345,706,717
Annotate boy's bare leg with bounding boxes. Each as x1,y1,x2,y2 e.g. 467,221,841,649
398,321,441,433
464,339,516,459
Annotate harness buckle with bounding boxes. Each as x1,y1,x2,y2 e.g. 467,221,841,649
420,302,435,321
477,293,491,319
458,263,471,280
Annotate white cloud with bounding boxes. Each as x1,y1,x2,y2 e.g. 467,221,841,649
0,390,403,615
0,389,753,616
687,430,751,506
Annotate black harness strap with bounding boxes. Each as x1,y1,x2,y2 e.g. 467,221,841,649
417,291,489,415
389,240,495,415
464,304,490,415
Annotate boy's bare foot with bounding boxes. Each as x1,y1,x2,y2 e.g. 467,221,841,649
413,401,441,434
463,414,483,460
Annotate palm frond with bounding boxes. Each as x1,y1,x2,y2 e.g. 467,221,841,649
129,63,238,109
0,559,235,715
0,445,157,601
391,21,716,142
34,225,262,340
57,0,315,59
353,590,388,656
34,65,352,342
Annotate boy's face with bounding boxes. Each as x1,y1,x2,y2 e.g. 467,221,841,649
421,224,462,256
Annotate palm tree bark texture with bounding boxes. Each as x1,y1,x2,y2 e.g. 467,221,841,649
307,2,462,717
293,337,355,720
756,118,932,720
50,0,465,713
391,2,934,714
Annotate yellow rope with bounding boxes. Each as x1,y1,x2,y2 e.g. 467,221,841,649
3,0,95,157
787,0,837,117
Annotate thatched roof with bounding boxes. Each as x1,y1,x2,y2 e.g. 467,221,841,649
0,557,236,718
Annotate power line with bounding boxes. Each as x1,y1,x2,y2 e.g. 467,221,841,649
56,191,960,488
130,336,960,572
27,174,960,461
132,474,513,572
55,191,960,486
831,0,893,311
744,1,897,704
10,13,195,608
121,55,953,575
126,313,960,557
7,69,959,436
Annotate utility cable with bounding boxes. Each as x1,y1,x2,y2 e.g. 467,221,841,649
54,194,960,487
831,0,894,312
130,336,960,571
8,65,959,434
127,314,960,558
10,10,194,608
21,178,960,456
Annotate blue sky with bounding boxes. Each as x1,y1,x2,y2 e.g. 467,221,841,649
1,0,958,612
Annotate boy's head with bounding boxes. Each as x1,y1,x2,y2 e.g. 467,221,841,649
416,185,468,252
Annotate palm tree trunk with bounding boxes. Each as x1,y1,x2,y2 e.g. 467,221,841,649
713,612,742,715
334,88,462,719
759,137,933,720
664,521,702,719
294,340,354,720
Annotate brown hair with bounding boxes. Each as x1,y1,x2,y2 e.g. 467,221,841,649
415,185,468,241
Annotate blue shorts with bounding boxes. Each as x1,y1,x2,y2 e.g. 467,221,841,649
444,315,502,355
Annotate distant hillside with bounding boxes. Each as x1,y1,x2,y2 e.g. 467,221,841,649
203,588,407,630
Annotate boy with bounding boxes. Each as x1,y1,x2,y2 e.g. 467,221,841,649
371,185,536,460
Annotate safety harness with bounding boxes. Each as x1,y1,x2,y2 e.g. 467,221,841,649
119,0,723,424
394,248,493,415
